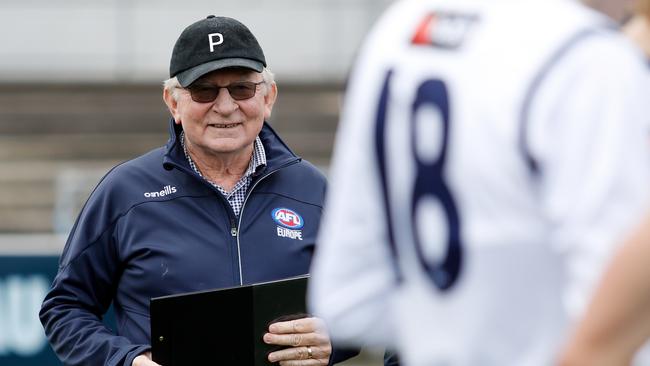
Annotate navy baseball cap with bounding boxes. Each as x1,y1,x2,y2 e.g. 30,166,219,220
169,15,267,87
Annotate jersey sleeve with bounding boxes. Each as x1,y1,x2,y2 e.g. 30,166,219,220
526,32,650,319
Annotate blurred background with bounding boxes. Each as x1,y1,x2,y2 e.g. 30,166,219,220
0,1,392,364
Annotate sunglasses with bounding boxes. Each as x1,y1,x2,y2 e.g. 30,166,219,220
187,80,265,103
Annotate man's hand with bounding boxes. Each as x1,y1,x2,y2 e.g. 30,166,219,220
264,317,332,365
132,351,162,366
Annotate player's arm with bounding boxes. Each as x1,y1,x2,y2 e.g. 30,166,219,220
558,212,650,366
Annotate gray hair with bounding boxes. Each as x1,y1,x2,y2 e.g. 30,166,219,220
163,68,276,101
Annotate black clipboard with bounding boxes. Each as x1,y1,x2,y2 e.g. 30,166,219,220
150,275,309,365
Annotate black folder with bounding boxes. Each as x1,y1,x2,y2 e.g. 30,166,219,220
150,275,309,366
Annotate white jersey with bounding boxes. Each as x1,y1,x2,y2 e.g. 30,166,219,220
310,0,650,365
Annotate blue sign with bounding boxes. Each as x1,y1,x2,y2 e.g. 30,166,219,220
0,256,118,366
0,256,59,366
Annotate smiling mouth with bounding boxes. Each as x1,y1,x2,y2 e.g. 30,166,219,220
209,122,241,129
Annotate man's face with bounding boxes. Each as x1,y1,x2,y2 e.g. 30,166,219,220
165,68,277,159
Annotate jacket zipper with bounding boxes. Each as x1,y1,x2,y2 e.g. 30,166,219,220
169,162,241,235
230,218,238,237
167,156,301,285
235,159,300,285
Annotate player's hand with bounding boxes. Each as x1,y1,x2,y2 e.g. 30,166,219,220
132,351,162,366
264,317,332,365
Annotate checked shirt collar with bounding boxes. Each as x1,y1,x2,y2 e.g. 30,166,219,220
180,131,266,216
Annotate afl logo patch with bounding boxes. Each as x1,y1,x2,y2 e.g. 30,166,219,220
272,208,304,229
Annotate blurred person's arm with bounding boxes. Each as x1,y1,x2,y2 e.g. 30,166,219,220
558,213,650,366
624,10,650,57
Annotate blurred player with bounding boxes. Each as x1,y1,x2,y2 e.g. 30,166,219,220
309,0,650,365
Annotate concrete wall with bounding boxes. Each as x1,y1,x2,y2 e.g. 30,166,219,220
0,0,393,84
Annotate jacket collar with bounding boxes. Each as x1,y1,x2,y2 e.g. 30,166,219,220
162,118,300,173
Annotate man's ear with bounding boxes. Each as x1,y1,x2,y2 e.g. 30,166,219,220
163,88,182,124
263,82,278,120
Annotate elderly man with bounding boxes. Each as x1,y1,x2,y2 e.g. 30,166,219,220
40,15,347,366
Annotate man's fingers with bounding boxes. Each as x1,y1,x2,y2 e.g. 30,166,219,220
278,359,328,366
264,317,331,365
268,346,308,361
141,358,162,366
132,353,162,366
263,331,327,347
269,317,324,334
267,346,328,364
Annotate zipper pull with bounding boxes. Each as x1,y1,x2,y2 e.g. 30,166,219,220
230,218,238,237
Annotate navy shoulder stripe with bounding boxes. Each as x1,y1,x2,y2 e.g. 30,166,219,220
518,23,617,175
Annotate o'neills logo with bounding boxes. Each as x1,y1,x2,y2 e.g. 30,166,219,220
144,185,177,198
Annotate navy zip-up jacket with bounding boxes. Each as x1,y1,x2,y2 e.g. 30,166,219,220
40,120,340,366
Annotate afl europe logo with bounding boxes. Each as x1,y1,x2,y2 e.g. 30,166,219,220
272,208,304,229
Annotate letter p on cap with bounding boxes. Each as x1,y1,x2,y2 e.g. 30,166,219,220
208,33,223,52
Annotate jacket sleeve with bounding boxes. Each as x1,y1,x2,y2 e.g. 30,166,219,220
39,181,149,366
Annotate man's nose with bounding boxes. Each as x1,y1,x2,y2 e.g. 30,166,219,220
211,87,238,114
